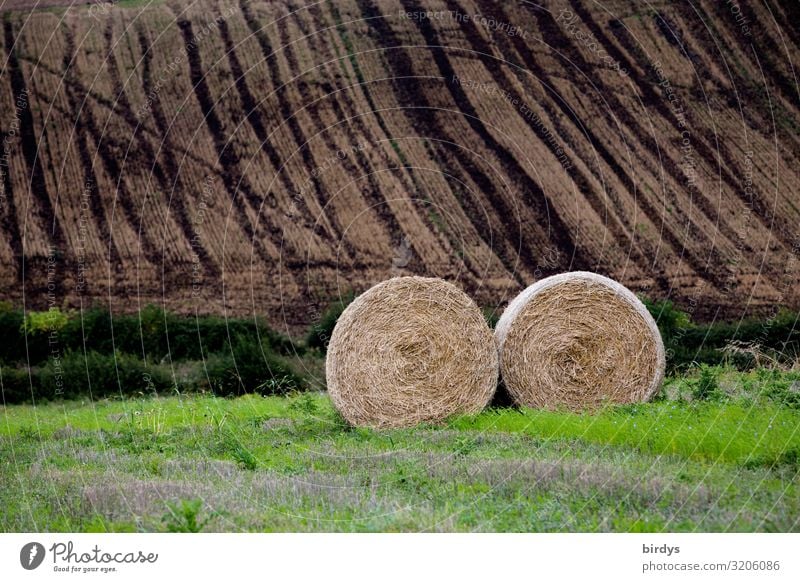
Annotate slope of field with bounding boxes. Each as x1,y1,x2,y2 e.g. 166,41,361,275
2,367,799,532
0,0,798,331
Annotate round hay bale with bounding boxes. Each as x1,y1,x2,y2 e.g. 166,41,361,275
326,277,498,428
495,272,665,410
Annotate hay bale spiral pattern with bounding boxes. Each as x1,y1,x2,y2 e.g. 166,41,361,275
495,272,665,411
326,277,498,428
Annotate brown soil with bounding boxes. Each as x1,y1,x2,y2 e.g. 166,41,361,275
0,0,798,333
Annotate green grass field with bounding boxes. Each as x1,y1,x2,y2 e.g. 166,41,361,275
1,368,798,532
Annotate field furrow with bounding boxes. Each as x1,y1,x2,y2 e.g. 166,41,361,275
0,0,796,324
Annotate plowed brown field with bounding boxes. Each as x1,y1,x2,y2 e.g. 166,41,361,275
1,0,798,332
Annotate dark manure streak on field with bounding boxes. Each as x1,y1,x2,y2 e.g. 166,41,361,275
172,14,277,270
418,138,517,281
215,16,329,269
398,0,591,274
707,0,799,107
110,22,221,281
322,1,503,281
687,1,800,248
472,0,629,227
771,0,800,54
588,3,797,260
666,3,800,161
556,1,746,290
324,0,463,241
641,6,797,261
238,0,355,263
454,0,656,283
501,0,703,289
135,28,222,280
14,53,229,184
328,2,496,273
284,5,415,268
355,0,555,279
3,20,66,274
525,1,730,283
61,24,163,273
290,2,483,280
0,118,24,283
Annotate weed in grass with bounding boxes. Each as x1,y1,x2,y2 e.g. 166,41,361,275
763,378,800,409
215,430,258,470
17,425,38,440
453,436,479,457
143,457,164,477
745,448,800,471
289,392,321,416
83,515,138,533
132,408,167,435
324,408,354,433
162,498,214,533
231,445,258,471
205,408,230,431
2,377,798,532
257,376,298,395
692,365,722,401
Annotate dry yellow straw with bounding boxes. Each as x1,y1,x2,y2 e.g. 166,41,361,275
326,276,498,428
495,272,665,411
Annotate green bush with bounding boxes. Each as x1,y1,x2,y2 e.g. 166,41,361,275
162,499,214,533
0,305,25,363
36,351,173,401
3,351,174,404
21,307,70,336
483,307,500,329
79,306,299,363
306,294,353,351
691,365,722,401
1,307,308,402
202,335,302,396
757,369,800,409
0,366,34,404
642,297,690,344
642,298,800,371
0,305,300,367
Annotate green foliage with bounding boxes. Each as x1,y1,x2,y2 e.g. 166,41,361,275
642,297,690,343
230,444,258,471
691,364,722,401
0,367,33,404
1,383,798,532
22,308,70,336
641,298,800,371
324,407,353,432
214,429,258,470
1,305,299,367
757,370,800,409
37,351,173,401
202,334,301,397
1,351,174,403
162,499,213,533
453,435,479,457
745,447,800,471
0,304,308,403
773,448,800,470
306,294,354,351
482,307,500,329
288,392,320,415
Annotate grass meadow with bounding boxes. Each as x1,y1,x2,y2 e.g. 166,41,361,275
2,367,798,532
